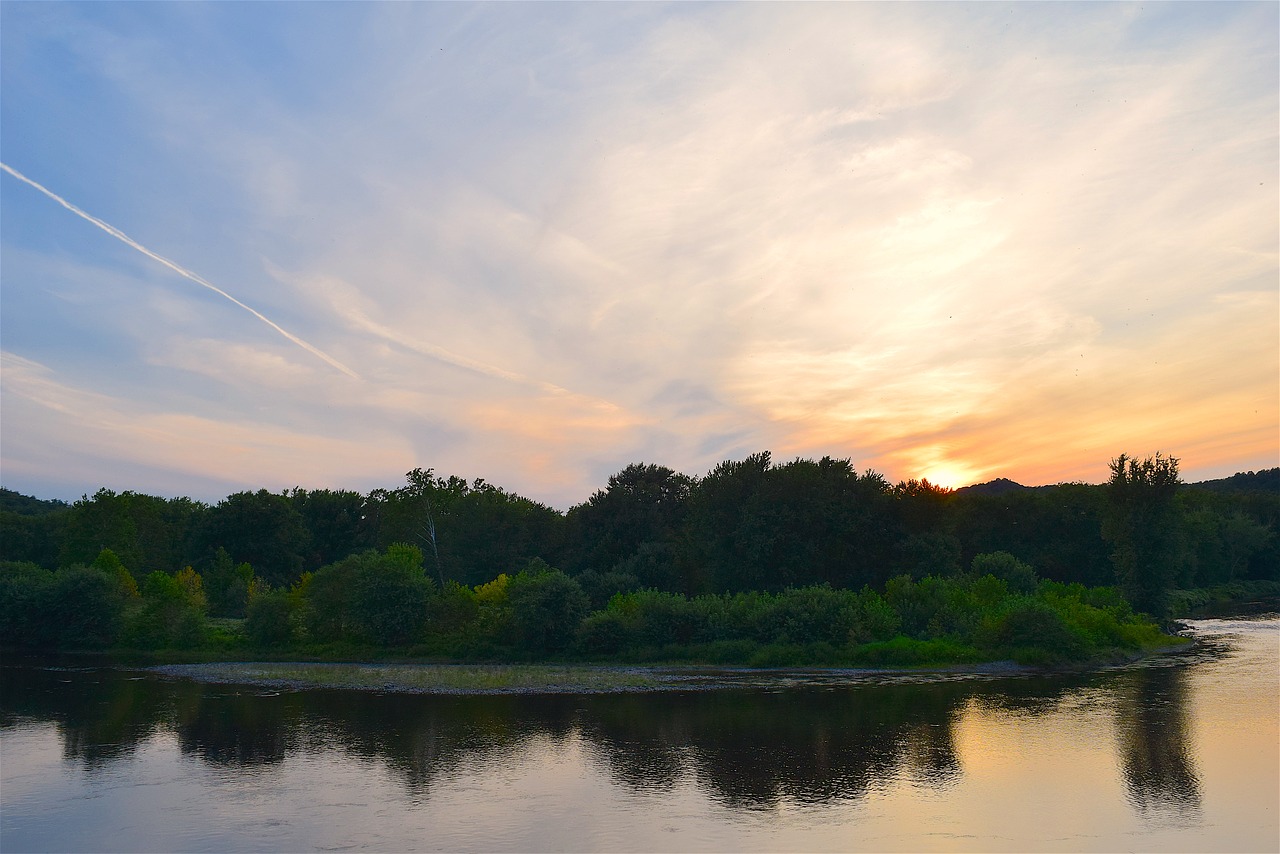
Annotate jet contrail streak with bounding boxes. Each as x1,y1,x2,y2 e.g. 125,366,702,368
1,162,360,380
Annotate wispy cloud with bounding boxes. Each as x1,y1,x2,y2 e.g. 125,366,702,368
1,162,360,379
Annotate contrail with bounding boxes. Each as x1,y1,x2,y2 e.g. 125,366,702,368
1,162,360,380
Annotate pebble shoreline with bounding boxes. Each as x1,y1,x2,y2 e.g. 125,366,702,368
143,657,1111,696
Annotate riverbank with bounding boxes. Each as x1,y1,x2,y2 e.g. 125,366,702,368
145,644,1188,695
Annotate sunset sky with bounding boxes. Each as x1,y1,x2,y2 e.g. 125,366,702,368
2,2,1276,508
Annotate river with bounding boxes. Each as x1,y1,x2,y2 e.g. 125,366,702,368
2,616,1276,852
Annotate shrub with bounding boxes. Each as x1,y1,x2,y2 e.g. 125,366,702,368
576,610,629,655
245,589,296,646
748,643,807,667
349,562,431,646
846,588,901,644
885,575,951,638
853,636,980,667
0,562,54,647
121,571,207,648
299,547,432,645
971,552,1038,595
508,564,590,654
426,580,479,636
50,566,125,648
991,600,1085,662
771,585,857,645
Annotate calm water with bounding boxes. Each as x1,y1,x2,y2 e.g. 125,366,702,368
2,617,1277,853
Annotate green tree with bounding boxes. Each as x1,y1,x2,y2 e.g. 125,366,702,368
49,566,126,648
565,463,694,578
971,551,1038,595
92,548,140,598
122,571,207,648
369,469,566,587
299,545,431,645
204,547,255,617
682,453,898,594
289,488,375,572
1103,453,1181,617
199,490,309,587
245,588,297,646
507,560,590,655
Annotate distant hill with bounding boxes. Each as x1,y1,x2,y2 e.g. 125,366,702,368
954,478,1032,496
957,467,1280,496
0,488,70,516
1186,468,1280,494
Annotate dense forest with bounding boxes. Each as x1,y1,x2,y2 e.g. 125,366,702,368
1,453,1276,665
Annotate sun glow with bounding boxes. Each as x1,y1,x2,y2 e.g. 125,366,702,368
916,467,966,490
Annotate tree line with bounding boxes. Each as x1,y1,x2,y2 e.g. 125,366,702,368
0,453,1275,661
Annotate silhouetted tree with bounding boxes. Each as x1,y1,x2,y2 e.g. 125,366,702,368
1104,453,1181,616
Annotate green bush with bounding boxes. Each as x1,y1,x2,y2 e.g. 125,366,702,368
507,564,589,654
245,589,296,646
576,610,629,655
0,562,55,646
748,643,807,667
425,580,479,636
853,636,979,666
50,566,125,648
848,587,901,644
971,551,1038,595
990,600,1085,662
118,571,208,649
299,546,432,645
771,586,855,645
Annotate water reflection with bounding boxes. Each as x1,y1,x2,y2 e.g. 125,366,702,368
0,656,1204,816
1114,665,1201,822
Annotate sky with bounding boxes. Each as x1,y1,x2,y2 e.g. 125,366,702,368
1,2,1276,509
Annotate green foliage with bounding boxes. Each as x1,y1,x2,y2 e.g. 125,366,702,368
682,453,899,593
372,468,567,587
853,636,981,667
426,580,479,636
0,562,54,646
299,546,433,646
576,609,630,655
289,487,376,571
971,551,1038,595
991,600,1086,663
245,589,297,646
952,484,1113,587
1177,497,1274,587
204,547,255,617
847,588,902,644
3,451,1245,665
58,489,204,579
121,570,207,648
565,463,694,581
0,562,127,649
0,488,69,516
884,575,947,637
1166,579,1280,617
507,562,590,654
0,509,64,568
573,567,640,610
350,563,431,646
91,548,139,598
199,490,309,587
52,566,128,648
897,532,963,579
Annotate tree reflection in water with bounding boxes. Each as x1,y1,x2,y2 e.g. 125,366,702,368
0,660,1201,818
1114,664,1202,823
